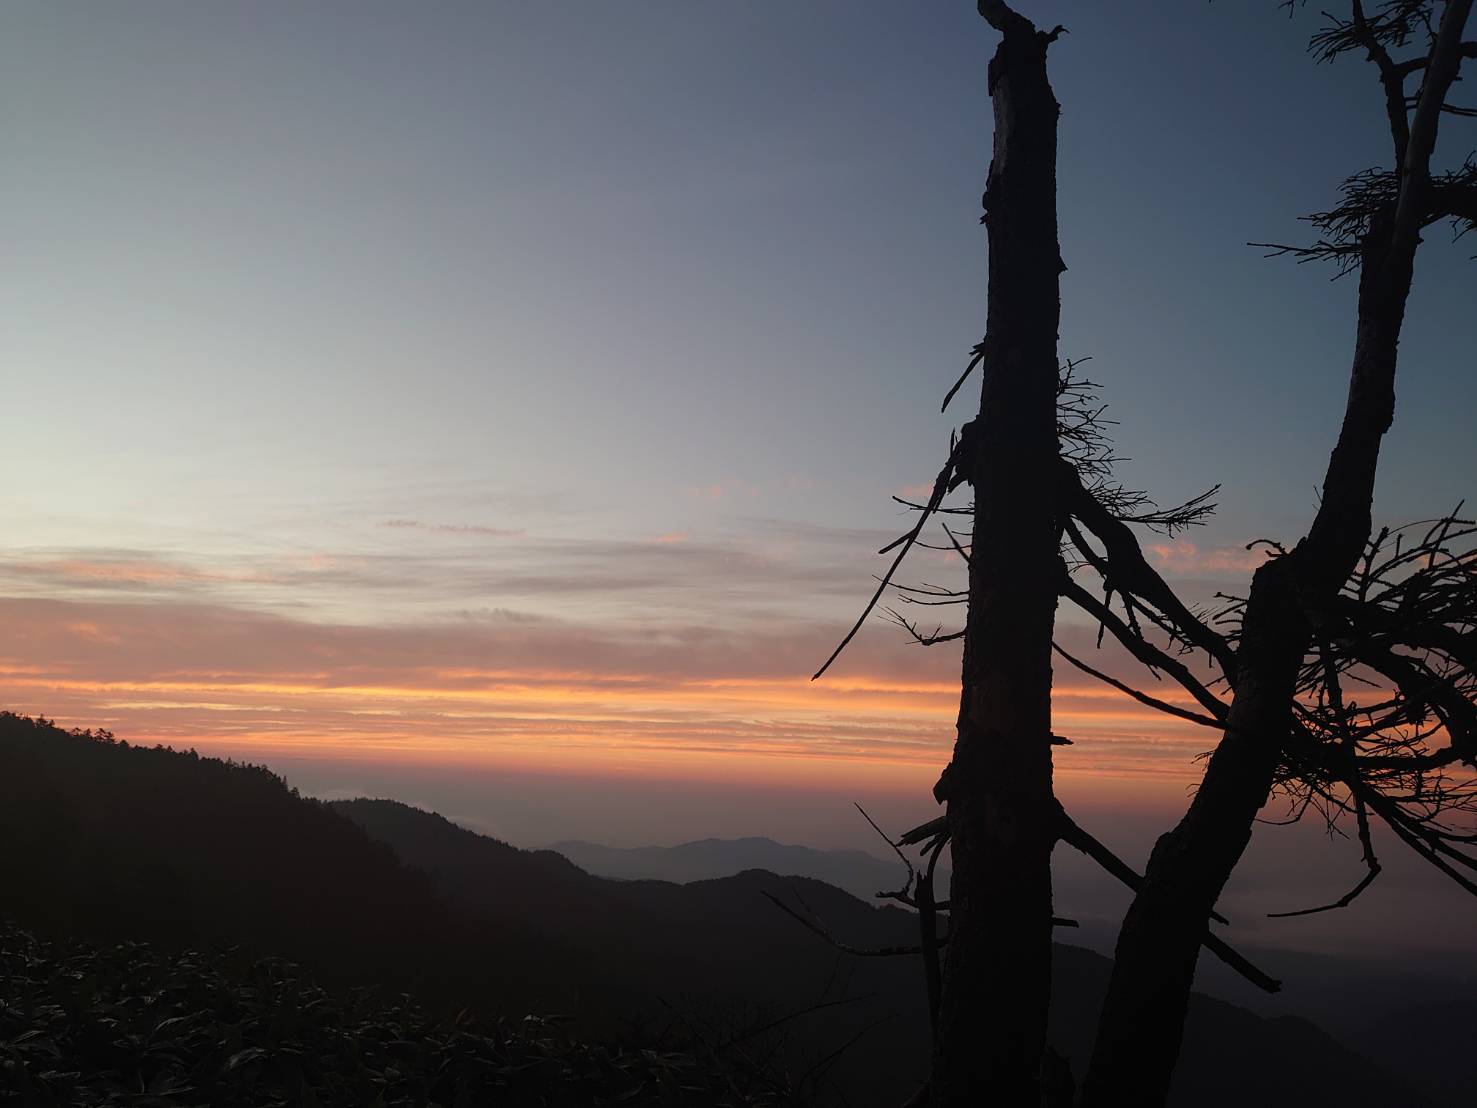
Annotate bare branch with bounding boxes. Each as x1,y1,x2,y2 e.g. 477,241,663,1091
1351,0,1413,164
898,816,948,847
1266,862,1381,917
1059,462,1240,679
941,341,986,413
976,0,1034,36
1059,577,1231,722
917,834,946,1032
763,890,936,958
1389,0,1475,261
1055,806,1278,991
814,435,967,679
885,608,966,647
856,802,916,904
1052,642,1224,730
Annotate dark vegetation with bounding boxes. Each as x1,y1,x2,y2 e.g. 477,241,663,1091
0,715,447,987
0,922,784,1107
0,713,1440,1106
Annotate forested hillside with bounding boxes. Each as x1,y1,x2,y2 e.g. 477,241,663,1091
0,714,1438,1106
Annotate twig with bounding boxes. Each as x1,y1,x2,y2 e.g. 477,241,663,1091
855,803,915,901
762,890,937,958
1052,642,1224,730
814,437,967,680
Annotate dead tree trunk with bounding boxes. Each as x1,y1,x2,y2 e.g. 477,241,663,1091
930,5,1065,1104
1081,4,1474,1104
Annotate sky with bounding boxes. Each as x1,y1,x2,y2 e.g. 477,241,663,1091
2,2,1476,966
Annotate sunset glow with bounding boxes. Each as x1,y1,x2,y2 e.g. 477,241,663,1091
0,593,1214,786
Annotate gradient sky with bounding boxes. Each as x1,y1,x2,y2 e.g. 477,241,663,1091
3,0,1475,970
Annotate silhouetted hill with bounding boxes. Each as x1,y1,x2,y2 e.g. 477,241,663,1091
547,836,901,899
328,799,929,1103
333,800,914,978
0,713,441,979
338,798,1441,1108
0,712,577,1011
0,714,1443,1106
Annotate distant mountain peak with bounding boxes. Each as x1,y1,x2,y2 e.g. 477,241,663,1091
545,835,900,900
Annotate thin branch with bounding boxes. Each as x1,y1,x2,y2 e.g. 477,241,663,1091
941,342,986,413
762,890,935,958
1389,0,1476,262
885,608,966,647
1060,461,1239,679
1059,577,1231,722
1055,805,1278,992
856,803,915,902
1052,642,1224,730
898,816,947,847
917,834,946,1033
814,437,966,679
1266,863,1381,917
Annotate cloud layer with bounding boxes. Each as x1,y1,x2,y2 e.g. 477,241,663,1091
0,594,1213,787
0,521,1240,788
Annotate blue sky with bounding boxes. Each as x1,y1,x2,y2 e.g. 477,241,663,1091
5,1,1473,571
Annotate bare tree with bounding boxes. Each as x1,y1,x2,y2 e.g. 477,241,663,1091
816,2,1476,1105
817,3,1069,1102
1081,3,1476,1103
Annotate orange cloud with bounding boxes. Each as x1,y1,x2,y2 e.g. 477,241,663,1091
0,595,1211,788
64,620,122,645
1147,540,1273,577
24,558,275,587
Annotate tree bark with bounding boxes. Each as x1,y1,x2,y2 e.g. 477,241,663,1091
930,8,1064,1105
1081,5,1472,1104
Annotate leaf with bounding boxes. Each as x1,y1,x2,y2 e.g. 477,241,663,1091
224,1046,267,1072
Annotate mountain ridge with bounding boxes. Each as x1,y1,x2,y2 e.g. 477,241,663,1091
545,834,901,900
0,712,1442,1107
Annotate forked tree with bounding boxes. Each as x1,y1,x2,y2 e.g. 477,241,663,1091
813,2,1477,1105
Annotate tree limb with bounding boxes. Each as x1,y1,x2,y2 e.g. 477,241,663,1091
976,0,1034,36
1388,1,1475,265
1055,806,1279,992
1059,462,1239,679
1059,576,1231,722
814,436,967,679
1052,642,1224,730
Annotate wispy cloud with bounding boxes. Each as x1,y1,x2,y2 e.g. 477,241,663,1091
381,519,524,537
686,483,730,501
0,511,1219,787
1147,540,1272,578
0,552,288,594
0,594,1209,783
0,529,891,625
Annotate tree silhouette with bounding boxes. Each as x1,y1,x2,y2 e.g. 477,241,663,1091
1082,4,1476,1102
818,2,1477,1104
